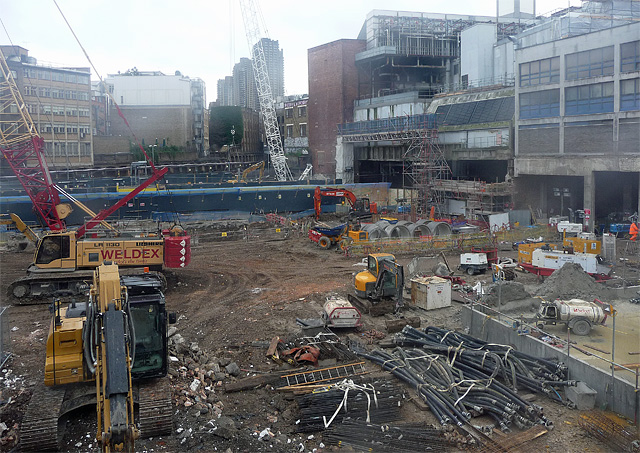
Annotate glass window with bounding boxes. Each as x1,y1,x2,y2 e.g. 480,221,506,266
300,123,307,137
621,78,640,111
621,41,640,73
285,108,293,119
519,89,560,119
286,125,293,138
565,82,614,115
566,46,614,80
520,57,560,87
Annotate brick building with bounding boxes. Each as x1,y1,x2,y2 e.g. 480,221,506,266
308,39,365,177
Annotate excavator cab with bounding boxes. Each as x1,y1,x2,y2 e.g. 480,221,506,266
34,232,74,269
355,253,400,299
123,274,171,379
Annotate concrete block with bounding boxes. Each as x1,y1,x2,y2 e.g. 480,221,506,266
566,381,597,410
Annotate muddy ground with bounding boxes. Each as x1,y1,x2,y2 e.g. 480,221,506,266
0,222,636,452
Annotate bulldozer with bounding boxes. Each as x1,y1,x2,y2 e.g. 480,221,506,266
20,262,174,451
349,253,404,316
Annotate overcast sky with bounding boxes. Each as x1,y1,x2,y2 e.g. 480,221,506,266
1,0,575,102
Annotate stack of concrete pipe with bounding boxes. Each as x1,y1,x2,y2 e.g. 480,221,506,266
358,219,453,240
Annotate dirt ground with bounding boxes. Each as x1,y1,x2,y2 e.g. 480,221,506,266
0,222,635,452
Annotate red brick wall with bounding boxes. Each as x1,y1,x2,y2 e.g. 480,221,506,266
308,39,365,177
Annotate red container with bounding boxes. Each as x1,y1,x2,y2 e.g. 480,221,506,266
163,234,191,268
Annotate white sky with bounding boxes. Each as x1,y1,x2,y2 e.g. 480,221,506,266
1,0,576,102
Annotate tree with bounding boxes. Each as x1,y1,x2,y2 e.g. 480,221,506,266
209,106,244,150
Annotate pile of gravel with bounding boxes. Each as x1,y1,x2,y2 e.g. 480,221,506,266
534,263,615,301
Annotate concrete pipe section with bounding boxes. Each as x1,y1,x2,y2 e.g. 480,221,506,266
384,223,412,239
426,221,452,236
361,223,387,240
407,222,431,237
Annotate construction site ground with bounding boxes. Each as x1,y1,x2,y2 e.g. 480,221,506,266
0,221,637,452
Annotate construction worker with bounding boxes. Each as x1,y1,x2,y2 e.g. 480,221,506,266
630,221,638,241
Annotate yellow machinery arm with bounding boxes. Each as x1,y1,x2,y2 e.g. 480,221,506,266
0,213,39,244
242,161,265,182
85,262,138,452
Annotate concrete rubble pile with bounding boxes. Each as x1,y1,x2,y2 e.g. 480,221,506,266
165,327,329,451
167,327,238,445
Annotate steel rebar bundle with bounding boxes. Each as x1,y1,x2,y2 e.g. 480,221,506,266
356,326,568,432
578,410,640,452
323,420,471,451
294,379,403,433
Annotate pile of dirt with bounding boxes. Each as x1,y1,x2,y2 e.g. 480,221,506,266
482,281,531,306
535,263,615,301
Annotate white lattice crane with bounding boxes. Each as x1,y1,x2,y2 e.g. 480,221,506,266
239,0,293,181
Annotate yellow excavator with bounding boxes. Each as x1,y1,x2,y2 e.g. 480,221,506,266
349,253,405,316
227,161,265,183
0,213,39,250
20,262,174,451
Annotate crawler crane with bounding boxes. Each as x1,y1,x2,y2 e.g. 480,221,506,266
0,48,191,302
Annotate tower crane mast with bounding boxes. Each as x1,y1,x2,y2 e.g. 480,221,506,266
239,0,293,182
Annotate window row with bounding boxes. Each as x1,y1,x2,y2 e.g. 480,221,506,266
24,86,89,101
27,104,90,117
39,123,91,135
284,106,307,118
23,68,90,85
519,40,640,86
285,123,308,138
519,79,639,118
44,141,92,157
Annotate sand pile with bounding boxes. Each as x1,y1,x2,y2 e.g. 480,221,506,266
535,263,615,301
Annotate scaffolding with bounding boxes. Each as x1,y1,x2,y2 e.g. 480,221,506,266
435,180,513,217
402,120,451,220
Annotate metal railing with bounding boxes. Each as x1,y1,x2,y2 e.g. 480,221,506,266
338,114,438,137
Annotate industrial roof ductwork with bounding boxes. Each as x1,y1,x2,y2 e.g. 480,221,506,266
426,221,452,236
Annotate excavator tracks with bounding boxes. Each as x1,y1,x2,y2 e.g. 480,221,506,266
138,378,173,438
20,384,66,451
8,269,167,305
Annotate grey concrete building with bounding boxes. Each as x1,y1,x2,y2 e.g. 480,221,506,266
104,70,207,158
257,38,284,99
513,21,640,230
217,76,234,106
232,58,259,111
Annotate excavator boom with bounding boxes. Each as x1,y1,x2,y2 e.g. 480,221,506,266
89,263,138,451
